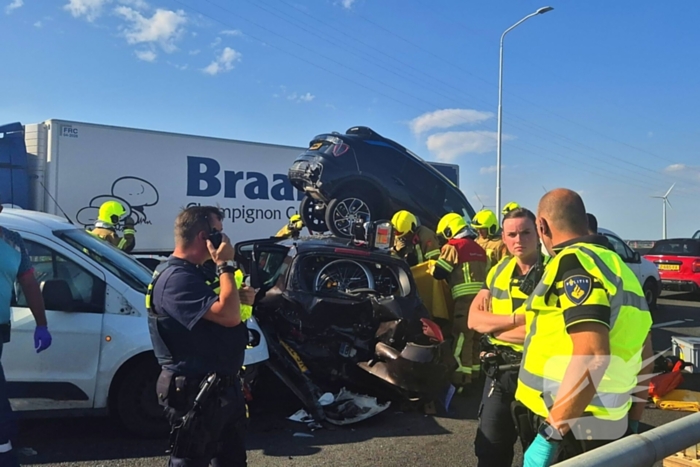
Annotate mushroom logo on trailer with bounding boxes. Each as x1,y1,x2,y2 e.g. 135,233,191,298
76,177,160,228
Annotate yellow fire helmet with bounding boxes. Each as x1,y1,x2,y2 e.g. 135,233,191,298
437,213,468,240
390,210,417,236
290,214,303,223
98,200,126,224
502,202,520,217
471,209,498,236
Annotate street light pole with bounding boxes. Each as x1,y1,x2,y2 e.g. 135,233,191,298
496,6,553,225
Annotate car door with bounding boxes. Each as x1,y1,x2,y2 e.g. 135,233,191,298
5,232,106,412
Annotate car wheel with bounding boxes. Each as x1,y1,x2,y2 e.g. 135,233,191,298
643,279,658,313
299,195,328,233
325,194,376,238
113,357,169,438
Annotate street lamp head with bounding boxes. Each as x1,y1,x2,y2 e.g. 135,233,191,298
536,6,554,14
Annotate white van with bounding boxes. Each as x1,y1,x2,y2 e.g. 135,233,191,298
1,209,268,436
598,228,661,310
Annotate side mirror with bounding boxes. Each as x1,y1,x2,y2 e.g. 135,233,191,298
632,251,641,263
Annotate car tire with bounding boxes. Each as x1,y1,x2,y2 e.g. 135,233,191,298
299,195,328,233
113,357,169,438
325,193,379,238
643,278,658,313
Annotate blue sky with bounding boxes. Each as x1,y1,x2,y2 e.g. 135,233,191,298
1,0,699,240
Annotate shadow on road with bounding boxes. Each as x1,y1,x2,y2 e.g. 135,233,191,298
16,387,482,464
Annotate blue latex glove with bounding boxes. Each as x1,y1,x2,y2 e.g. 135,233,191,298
34,326,52,353
524,433,558,467
629,419,640,434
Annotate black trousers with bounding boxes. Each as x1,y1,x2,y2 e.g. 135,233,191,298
474,369,519,467
164,381,247,467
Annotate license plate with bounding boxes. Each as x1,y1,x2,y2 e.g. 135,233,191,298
658,264,680,271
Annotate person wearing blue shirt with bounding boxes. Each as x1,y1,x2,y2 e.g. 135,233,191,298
0,204,52,467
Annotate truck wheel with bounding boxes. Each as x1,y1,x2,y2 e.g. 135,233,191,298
643,279,658,313
300,195,328,233
325,193,377,238
114,357,169,438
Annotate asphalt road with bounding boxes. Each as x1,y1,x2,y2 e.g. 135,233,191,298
15,292,700,467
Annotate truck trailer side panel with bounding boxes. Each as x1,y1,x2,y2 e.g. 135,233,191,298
43,120,306,253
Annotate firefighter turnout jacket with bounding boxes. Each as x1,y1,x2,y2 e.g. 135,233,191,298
394,225,441,266
476,236,508,272
432,236,488,299
88,220,135,253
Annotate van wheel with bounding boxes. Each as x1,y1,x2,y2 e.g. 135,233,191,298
325,193,377,238
114,358,169,438
643,279,658,313
299,195,328,233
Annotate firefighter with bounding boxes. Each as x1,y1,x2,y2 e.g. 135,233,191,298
472,209,507,270
88,201,136,253
390,210,440,267
429,213,487,389
502,202,520,217
275,214,304,239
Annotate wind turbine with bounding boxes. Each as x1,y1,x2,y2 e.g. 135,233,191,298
652,183,675,239
474,192,494,210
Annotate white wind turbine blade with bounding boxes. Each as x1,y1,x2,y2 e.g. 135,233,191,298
664,183,676,198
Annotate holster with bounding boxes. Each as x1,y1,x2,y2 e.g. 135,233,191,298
156,369,189,409
167,373,245,460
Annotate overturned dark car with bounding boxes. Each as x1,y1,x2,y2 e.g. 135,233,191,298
236,223,457,424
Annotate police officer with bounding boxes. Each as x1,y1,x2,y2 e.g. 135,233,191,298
514,189,652,466
275,213,304,239
147,206,249,466
472,209,507,270
88,200,136,252
467,207,541,467
390,210,440,266
430,213,487,389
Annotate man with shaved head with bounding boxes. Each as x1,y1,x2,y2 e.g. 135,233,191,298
512,189,653,466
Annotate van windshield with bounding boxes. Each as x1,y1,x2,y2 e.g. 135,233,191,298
55,229,152,293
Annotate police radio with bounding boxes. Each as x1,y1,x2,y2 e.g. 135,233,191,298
519,252,545,295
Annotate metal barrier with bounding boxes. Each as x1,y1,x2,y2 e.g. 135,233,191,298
557,412,700,467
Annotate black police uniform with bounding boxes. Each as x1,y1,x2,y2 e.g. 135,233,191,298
147,256,248,467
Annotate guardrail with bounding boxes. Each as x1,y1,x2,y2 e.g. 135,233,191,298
557,412,700,466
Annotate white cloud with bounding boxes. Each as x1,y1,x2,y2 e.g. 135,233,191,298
115,7,186,53
64,0,108,21
34,20,42,27
426,131,503,162
341,0,356,8
203,47,241,75
221,29,242,36
5,0,22,14
286,92,315,103
210,37,221,47
135,49,156,61
479,166,498,175
409,108,494,135
664,164,687,173
188,49,200,55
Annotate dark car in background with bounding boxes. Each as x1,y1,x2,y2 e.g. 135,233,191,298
288,126,475,237
644,238,700,294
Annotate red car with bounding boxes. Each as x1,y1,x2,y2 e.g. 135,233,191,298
644,238,700,294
